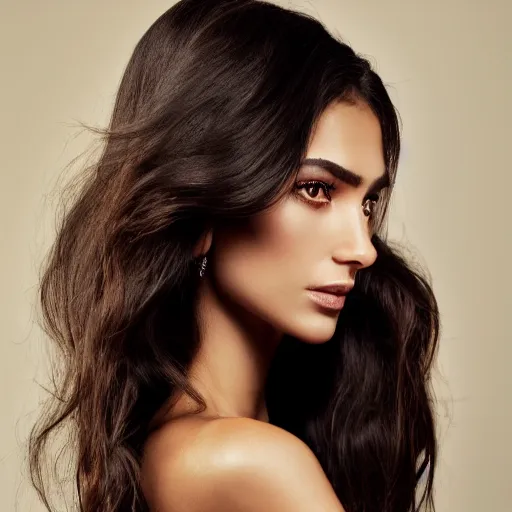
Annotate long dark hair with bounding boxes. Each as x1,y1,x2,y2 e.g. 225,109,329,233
28,1,440,511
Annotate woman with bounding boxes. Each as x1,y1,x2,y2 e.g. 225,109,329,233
29,0,440,511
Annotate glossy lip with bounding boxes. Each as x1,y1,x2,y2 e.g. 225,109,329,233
307,290,346,310
305,282,354,311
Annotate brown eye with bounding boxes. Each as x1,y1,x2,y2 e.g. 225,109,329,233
295,180,336,203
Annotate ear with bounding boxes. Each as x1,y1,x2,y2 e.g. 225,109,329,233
192,228,213,258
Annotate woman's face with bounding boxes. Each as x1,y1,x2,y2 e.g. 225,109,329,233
210,100,388,344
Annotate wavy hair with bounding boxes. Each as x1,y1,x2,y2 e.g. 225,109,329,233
28,1,440,511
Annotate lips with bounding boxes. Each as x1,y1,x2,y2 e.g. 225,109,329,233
306,283,354,296
305,282,354,311
307,290,346,310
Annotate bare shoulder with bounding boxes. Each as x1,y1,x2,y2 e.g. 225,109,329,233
141,416,345,512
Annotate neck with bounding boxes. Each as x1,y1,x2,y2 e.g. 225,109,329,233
186,274,282,422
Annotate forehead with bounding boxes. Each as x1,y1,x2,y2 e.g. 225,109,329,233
306,100,385,182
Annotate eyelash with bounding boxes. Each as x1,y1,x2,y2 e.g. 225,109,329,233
295,180,336,201
294,180,380,217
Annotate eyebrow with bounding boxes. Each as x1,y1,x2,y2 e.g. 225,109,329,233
301,157,390,194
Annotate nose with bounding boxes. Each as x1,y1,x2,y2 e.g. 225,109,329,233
331,212,378,271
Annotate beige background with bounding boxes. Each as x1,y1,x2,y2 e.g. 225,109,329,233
1,0,510,510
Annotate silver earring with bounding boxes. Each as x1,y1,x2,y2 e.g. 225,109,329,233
199,255,207,277
363,199,376,217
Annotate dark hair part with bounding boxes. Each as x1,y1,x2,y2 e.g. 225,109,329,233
28,1,439,511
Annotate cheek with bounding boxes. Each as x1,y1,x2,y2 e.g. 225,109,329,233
212,206,308,312
210,205,339,343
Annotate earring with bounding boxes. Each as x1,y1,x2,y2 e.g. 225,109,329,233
363,199,376,217
199,255,207,277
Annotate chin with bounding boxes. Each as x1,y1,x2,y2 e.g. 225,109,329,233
289,313,339,344
298,331,336,344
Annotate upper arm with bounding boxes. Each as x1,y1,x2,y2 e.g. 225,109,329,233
144,418,345,512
